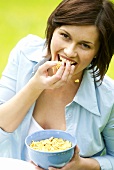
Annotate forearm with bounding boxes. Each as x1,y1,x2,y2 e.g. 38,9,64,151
81,157,100,170
0,80,43,132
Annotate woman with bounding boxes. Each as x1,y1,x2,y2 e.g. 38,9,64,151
0,0,114,169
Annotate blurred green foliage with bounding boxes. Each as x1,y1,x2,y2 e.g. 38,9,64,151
0,0,61,77
0,0,114,79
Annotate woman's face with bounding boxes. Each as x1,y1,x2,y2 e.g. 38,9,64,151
50,25,100,78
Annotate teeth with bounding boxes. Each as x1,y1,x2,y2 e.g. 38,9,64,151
59,56,76,65
59,56,66,62
59,56,64,62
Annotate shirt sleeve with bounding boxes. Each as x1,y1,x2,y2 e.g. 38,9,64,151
0,34,45,159
0,47,19,103
0,34,36,103
0,41,21,144
93,104,114,170
0,35,31,136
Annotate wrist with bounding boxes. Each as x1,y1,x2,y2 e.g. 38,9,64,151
26,80,44,100
28,78,44,95
81,157,100,170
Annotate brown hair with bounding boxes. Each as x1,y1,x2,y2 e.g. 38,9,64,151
45,0,114,82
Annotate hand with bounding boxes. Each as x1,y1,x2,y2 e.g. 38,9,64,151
29,60,75,91
48,145,100,170
30,145,100,170
29,146,80,170
48,145,81,170
29,161,44,170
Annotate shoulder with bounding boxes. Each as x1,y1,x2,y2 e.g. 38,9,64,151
96,75,114,106
9,34,47,62
16,34,45,48
100,75,114,92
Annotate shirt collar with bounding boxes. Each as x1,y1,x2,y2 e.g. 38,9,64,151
73,70,101,116
32,57,50,75
23,38,47,63
29,43,100,116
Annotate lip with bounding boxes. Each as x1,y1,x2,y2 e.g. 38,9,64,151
58,54,77,65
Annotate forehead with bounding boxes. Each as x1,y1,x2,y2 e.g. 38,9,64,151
58,25,100,43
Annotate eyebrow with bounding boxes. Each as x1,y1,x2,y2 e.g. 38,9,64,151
80,40,94,45
59,28,95,45
59,28,71,38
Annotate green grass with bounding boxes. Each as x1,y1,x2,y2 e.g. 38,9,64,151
0,0,114,79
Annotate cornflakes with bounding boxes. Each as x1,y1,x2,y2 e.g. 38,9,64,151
30,137,72,152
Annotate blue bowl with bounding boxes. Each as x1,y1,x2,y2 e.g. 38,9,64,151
25,130,77,169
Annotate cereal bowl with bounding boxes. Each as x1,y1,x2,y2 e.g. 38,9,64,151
25,129,77,169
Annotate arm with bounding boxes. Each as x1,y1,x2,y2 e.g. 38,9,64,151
0,57,59,132
0,44,44,132
48,105,114,170
0,35,49,132
0,80,43,132
33,145,100,170
59,146,100,170
93,104,114,170
0,42,75,133
0,62,74,132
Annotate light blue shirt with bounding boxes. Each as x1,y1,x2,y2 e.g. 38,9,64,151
0,34,114,170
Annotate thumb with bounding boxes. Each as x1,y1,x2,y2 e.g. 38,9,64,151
75,145,80,154
73,145,80,160
48,167,57,170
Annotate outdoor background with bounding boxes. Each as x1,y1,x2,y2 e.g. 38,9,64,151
0,0,114,79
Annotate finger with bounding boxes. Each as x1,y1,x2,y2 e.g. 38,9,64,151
61,60,71,82
49,80,65,89
29,161,43,170
67,65,75,82
49,60,71,87
75,145,80,154
37,60,70,89
29,160,36,165
44,62,65,86
48,167,57,170
73,145,80,160
55,61,66,77
44,73,62,87
49,167,64,170
48,67,68,88
46,63,75,89
38,61,58,73
34,166,43,170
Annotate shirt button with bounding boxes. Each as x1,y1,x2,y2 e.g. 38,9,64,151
68,113,71,117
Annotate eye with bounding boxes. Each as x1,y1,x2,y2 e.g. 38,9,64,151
81,43,90,49
60,33,69,40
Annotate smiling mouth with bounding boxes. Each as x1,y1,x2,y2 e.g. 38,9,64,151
58,55,77,66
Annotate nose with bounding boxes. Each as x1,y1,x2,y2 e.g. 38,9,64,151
64,44,77,58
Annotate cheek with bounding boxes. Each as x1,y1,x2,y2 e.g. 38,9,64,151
73,56,93,75
77,53,94,71
50,37,57,52
50,38,61,56
50,38,60,61
79,51,95,65
83,56,94,65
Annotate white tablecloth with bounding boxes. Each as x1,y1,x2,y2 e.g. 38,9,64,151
0,157,35,170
